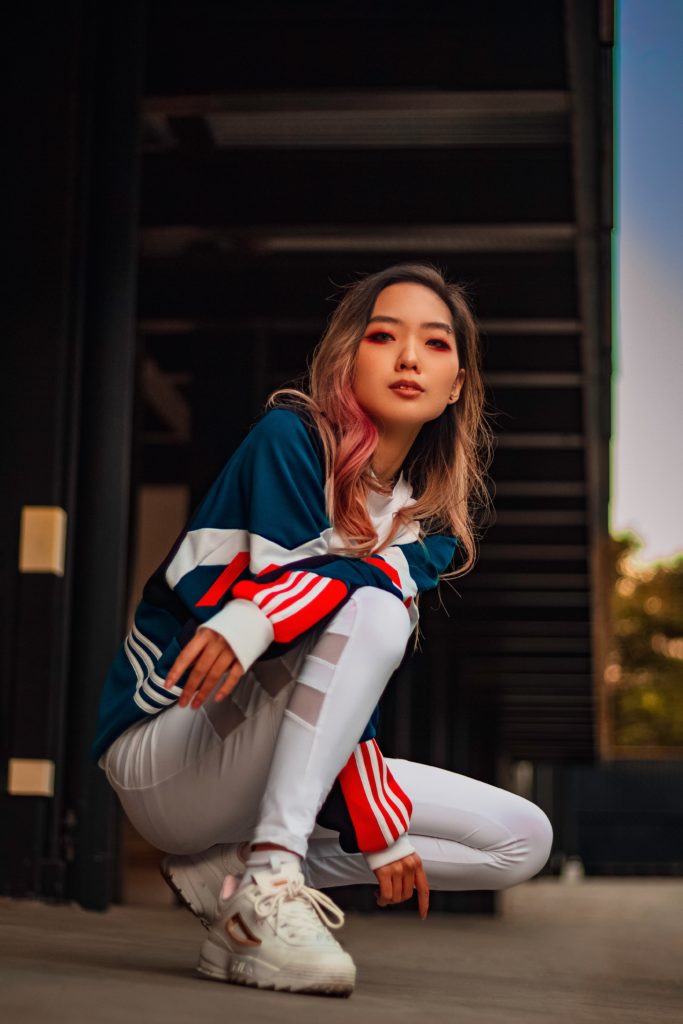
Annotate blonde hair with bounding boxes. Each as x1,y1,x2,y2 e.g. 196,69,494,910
264,262,494,589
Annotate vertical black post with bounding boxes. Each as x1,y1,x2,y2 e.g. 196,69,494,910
64,2,146,910
2,1,111,900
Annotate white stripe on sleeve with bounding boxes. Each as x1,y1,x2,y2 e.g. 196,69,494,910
352,748,394,845
370,739,410,831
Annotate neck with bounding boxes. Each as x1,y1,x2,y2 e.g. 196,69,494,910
370,422,421,485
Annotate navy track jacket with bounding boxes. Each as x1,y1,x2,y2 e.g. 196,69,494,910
92,407,459,868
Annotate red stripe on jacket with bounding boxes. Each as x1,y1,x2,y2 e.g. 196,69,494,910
196,551,251,607
231,573,349,644
337,748,387,850
361,556,402,590
359,741,401,841
371,738,412,826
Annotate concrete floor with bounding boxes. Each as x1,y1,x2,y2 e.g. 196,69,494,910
1,879,681,1024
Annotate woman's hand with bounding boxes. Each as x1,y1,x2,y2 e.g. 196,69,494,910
373,851,430,919
163,628,244,709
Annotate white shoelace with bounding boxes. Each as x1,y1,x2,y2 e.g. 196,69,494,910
253,873,345,941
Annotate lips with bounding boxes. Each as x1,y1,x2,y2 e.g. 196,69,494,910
389,380,424,392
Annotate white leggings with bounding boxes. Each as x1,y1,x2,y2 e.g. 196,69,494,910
100,587,554,891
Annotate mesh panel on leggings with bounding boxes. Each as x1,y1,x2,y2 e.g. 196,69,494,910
286,683,325,725
285,631,349,725
310,631,349,664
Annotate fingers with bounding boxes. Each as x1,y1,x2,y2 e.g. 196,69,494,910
164,631,211,690
163,628,242,710
214,660,244,703
179,639,222,707
375,857,415,907
186,646,236,709
415,862,430,920
374,855,430,918
392,868,404,905
401,867,415,903
377,870,394,909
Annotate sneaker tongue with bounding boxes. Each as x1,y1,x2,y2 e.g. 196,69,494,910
251,854,301,892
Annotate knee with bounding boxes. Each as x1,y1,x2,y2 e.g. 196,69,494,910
513,803,554,884
350,587,412,666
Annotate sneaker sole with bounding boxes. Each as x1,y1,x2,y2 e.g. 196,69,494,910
160,856,213,929
197,942,355,997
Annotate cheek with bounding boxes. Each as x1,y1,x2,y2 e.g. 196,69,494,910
353,348,378,389
432,354,461,382
350,364,367,401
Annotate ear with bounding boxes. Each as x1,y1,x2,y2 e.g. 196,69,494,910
448,368,466,403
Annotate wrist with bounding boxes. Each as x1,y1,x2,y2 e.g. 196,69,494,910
365,834,416,872
198,598,274,672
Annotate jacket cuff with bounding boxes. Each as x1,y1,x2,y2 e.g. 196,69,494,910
198,598,274,672
364,834,416,871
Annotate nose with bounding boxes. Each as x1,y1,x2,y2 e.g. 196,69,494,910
396,335,420,370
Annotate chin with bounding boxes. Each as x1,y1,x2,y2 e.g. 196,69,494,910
378,408,436,430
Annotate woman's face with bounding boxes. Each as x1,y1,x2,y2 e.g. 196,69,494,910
352,282,465,431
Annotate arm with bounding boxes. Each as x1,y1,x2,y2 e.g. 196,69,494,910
164,407,417,673
215,529,458,667
373,530,460,611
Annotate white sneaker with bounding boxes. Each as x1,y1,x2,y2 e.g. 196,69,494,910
196,853,356,996
160,843,246,928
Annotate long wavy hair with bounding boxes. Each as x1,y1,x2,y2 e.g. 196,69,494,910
264,262,494,587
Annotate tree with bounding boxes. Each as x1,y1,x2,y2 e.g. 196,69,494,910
606,532,683,747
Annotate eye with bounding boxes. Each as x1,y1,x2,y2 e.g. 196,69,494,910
427,338,451,350
365,331,393,342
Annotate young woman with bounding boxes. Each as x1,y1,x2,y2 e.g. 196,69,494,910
93,262,554,998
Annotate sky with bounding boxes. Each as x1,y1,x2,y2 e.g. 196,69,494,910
612,0,683,566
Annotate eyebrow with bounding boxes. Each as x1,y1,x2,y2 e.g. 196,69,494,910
366,315,454,336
